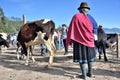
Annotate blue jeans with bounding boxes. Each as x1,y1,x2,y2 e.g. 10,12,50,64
41,44,47,55
54,40,60,50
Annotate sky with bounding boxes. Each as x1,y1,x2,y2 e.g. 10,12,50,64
0,0,120,28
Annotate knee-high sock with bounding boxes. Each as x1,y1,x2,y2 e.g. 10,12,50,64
79,62,86,77
88,62,92,74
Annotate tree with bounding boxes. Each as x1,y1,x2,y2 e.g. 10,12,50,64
1,16,8,33
0,6,4,32
0,6,4,19
0,6,23,33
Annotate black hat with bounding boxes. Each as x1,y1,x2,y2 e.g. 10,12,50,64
62,24,66,27
78,2,90,10
99,24,103,27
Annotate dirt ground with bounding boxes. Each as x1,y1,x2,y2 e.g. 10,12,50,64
0,46,120,80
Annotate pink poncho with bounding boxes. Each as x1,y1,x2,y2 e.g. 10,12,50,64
66,13,94,47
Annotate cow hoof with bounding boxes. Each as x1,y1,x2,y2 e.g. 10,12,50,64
32,61,36,64
24,62,29,66
25,63,29,66
44,64,52,68
44,65,50,68
17,56,20,60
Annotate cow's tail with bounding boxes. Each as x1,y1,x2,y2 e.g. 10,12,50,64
50,34,56,54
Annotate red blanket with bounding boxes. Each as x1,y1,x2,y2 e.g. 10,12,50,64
66,13,94,47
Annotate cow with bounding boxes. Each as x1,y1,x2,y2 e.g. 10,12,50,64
0,34,10,48
17,19,56,67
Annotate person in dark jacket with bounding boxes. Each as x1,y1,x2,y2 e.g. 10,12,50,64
61,24,68,55
97,24,108,61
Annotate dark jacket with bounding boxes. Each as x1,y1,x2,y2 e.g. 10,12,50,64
97,28,107,44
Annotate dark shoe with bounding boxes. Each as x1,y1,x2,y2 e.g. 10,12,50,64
99,54,101,60
76,75,86,80
104,58,108,61
87,73,92,77
64,52,68,55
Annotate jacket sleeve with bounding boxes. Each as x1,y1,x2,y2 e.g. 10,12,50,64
87,14,98,35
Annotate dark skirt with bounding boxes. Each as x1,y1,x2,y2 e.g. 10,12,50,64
73,41,96,63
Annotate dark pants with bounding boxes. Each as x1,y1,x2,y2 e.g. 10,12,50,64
96,41,108,61
63,39,68,53
97,41,106,54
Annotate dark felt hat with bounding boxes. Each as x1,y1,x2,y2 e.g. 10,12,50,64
78,2,90,10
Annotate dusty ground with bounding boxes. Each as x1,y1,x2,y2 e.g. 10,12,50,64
0,46,120,80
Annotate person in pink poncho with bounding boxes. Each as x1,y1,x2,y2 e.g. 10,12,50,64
66,2,98,80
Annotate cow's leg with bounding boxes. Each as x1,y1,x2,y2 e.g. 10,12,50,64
45,43,54,68
48,53,54,67
16,42,22,60
44,38,56,68
16,46,22,60
21,44,29,65
16,45,20,60
29,46,35,63
24,47,30,65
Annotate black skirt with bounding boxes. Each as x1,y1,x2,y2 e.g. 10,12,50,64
73,41,96,63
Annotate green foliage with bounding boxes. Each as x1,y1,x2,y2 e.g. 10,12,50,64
0,6,4,18
6,19,23,33
0,16,23,33
0,6,23,33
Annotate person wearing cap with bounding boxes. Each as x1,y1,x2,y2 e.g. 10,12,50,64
66,2,98,80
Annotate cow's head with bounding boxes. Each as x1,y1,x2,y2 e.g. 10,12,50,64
35,19,55,40
4,40,10,48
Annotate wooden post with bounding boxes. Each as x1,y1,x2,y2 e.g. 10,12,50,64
117,33,120,58
23,14,26,24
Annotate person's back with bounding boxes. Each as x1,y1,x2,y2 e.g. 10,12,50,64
66,2,97,80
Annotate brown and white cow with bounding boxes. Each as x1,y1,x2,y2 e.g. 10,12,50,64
17,19,56,67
